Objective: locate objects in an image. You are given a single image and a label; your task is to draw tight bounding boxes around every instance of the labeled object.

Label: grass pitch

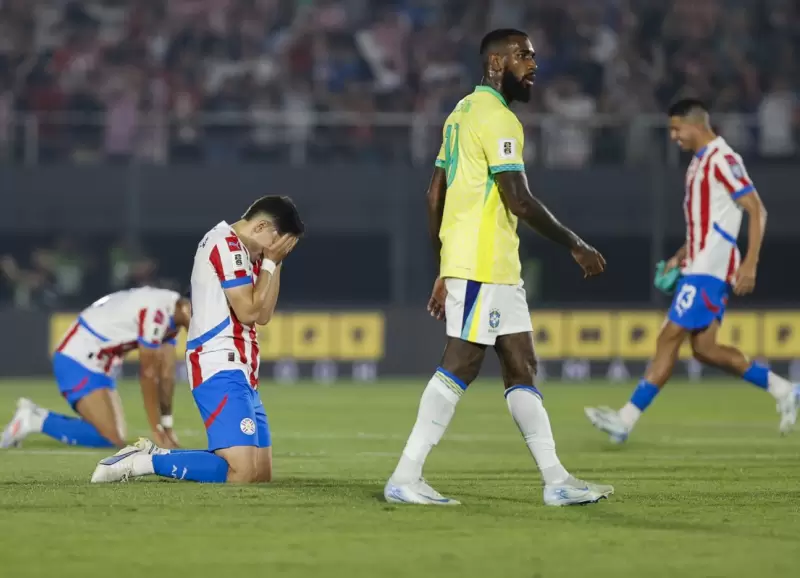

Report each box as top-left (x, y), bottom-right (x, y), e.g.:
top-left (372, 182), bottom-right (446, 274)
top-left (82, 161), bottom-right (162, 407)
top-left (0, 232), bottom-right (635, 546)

top-left (0, 378), bottom-right (798, 578)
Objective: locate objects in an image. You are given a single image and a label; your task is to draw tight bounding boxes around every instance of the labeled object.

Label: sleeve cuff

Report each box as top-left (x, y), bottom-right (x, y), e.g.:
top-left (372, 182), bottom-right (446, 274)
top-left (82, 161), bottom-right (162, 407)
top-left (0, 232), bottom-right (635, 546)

top-left (137, 337), bottom-right (161, 349)
top-left (435, 159), bottom-right (446, 168)
top-left (489, 163), bottom-right (525, 174)
top-left (731, 184), bottom-right (754, 200)
top-left (221, 276), bottom-right (252, 289)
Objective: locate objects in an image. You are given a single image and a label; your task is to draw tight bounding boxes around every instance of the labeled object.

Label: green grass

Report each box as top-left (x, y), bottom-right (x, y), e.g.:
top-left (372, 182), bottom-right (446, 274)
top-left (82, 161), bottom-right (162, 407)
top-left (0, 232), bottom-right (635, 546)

top-left (0, 378), bottom-right (799, 578)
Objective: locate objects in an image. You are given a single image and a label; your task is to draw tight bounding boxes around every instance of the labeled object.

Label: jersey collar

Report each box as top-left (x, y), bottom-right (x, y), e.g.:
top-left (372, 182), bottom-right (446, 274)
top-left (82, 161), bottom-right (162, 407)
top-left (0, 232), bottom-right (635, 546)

top-left (695, 136), bottom-right (721, 159)
top-left (474, 85), bottom-right (508, 108)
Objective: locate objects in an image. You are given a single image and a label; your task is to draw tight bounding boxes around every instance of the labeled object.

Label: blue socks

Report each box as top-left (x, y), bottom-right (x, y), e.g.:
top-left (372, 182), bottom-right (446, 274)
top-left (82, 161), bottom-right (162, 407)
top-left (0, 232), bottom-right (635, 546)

top-left (152, 451), bottom-right (229, 483)
top-left (41, 413), bottom-right (115, 448)
top-left (742, 361), bottom-right (769, 390)
top-left (629, 380), bottom-right (661, 412)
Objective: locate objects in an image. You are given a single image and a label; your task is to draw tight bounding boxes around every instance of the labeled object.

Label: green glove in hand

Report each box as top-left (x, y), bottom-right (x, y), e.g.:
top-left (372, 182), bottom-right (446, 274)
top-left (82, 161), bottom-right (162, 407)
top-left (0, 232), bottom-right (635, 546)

top-left (654, 261), bottom-right (681, 294)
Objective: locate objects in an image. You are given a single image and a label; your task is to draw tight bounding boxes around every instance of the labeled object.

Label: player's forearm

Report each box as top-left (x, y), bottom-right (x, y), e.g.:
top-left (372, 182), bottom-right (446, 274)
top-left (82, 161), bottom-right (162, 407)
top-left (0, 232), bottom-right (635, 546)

top-left (257, 264), bottom-right (281, 325)
top-left (674, 244), bottom-right (687, 262)
top-left (235, 265), bottom-right (276, 324)
top-left (516, 197), bottom-right (581, 249)
top-left (743, 204), bottom-right (767, 265)
top-left (158, 354), bottom-right (176, 416)
top-left (140, 367), bottom-right (162, 433)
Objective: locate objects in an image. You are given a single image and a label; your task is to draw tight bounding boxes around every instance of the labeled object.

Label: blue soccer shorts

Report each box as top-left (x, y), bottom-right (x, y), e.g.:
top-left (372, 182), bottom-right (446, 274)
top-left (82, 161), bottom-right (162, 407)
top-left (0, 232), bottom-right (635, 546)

top-left (192, 369), bottom-right (271, 451)
top-left (53, 352), bottom-right (116, 411)
top-left (667, 274), bottom-right (730, 331)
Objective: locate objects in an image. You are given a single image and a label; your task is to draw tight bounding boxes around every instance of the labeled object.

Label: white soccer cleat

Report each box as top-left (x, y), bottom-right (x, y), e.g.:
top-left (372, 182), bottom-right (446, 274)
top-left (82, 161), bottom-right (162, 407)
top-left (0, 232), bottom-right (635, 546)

top-left (133, 437), bottom-right (168, 455)
top-left (777, 385), bottom-right (800, 436)
top-left (384, 477), bottom-right (461, 506)
top-left (0, 398), bottom-right (43, 449)
top-left (543, 476), bottom-right (615, 506)
top-left (90, 446), bottom-right (145, 483)
top-left (585, 406), bottom-right (630, 444)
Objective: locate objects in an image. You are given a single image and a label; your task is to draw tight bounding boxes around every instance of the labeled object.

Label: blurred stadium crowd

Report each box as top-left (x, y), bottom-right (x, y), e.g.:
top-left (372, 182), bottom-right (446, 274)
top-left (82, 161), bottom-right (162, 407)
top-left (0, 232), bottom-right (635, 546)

top-left (0, 0), bottom-right (797, 166)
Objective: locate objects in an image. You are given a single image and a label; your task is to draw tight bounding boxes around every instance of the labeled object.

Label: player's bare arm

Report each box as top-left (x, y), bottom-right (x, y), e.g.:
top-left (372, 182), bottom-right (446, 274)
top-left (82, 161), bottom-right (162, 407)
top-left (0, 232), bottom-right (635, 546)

top-left (256, 263), bottom-right (282, 325)
top-left (139, 346), bottom-right (169, 447)
top-left (734, 190), bottom-right (767, 296)
top-left (225, 234), bottom-right (297, 325)
top-left (426, 167), bottom-right (448, 321)
top-left (158, 342), bottom-right (180, 448)
top-left (494, 171), bottom-right (606, 277)
top-left (665, 244), bottom-right (687, 271)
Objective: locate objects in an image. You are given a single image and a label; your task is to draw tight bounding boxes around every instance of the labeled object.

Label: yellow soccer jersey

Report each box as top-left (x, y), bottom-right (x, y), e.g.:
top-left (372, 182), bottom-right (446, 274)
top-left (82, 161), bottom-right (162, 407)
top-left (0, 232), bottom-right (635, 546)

top-left (435, 85), bottom-right (525, 285)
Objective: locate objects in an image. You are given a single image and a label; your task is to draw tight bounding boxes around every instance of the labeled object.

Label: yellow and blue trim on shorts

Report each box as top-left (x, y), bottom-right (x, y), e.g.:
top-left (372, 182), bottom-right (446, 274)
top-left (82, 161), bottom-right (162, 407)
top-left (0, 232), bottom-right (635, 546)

top-left (460, 280), bottom-right (484, 342)
top-left (435, 367), bottom-right (468, 396)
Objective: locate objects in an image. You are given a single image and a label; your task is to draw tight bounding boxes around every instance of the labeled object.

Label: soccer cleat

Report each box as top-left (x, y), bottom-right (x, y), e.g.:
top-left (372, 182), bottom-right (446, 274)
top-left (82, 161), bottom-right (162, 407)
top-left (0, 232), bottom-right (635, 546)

top-left (383, 477), bottom-right (461, 506)
top-left (777, 385), bottom-right (800, 436)
top-left (0, 398), bottom-right (44, 449)
top-left (133, 437), bottom-right (168, 455)
top-left (584, 406), bottom-right (630, 444)
top-left (90, 446), bottom-right (145, 483)
top-left (543, 476), bottom-right (614, 506)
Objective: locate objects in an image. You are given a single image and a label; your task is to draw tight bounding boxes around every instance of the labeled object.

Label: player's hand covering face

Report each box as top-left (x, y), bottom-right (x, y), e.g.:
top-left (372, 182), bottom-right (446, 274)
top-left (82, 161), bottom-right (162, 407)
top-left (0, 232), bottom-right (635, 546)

top-left (571, 242), bottom-right (606, 278)
top-left (264, 234), bottom-right (298, 263)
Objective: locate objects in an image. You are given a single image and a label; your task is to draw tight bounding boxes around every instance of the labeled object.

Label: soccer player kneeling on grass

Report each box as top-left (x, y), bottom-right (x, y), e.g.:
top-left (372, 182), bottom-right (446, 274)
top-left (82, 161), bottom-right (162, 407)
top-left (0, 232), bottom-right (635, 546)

top-left (1, 288), bottom-right (190, 451)
top-left (91, 196), bottom-right (303, 484)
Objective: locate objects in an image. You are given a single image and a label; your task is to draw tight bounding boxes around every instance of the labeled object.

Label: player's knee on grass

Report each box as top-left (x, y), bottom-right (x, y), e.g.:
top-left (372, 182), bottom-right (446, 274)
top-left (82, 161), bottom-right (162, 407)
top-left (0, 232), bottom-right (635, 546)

top-left (216, 445), bottom-right (259, 483)
top-left (495, 333), bottom-right (537, 388)
top-left (440, 338), bottom-right (486, 386)
top-left (75, 389), bottom-right (126, 448)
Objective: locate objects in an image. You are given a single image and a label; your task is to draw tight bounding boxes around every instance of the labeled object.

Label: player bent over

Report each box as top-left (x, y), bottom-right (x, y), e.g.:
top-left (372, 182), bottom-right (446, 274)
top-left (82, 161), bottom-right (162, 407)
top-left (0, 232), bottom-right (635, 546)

top-left (91, 196), bottom-right (303, 484)
top-left (384, 29), bottom-right (614, 507)
top-left (0, 287), bottom-right (191, 450)
top-left (585, 98), bottom-right (800, 443)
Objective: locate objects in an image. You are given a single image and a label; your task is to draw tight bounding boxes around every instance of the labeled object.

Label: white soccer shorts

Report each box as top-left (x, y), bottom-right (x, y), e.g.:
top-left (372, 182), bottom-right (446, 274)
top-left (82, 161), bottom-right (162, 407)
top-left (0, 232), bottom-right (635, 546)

top-left (444, 278), bottom-right (532, 345)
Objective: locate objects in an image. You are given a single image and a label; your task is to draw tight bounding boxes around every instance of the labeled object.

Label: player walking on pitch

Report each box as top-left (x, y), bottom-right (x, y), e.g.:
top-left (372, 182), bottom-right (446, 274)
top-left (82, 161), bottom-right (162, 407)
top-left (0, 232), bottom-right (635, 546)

top-left (384, 29), bottom-right (614, 506)
top-left (91, 196), bottom-right (303, 484)
top-left (585, 98), bottom-right (800, 443)
top-left (1, 287), bottom-right (191, 450)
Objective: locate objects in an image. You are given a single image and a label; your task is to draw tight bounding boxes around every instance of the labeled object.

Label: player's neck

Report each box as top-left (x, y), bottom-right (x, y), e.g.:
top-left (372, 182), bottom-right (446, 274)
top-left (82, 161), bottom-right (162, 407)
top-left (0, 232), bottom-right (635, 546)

top-left (230, 220), bottom-right (261, 256)
top-left (480, 78), bottom-right (510, 104)
top-left (693, 131), bottom-right (718, 155)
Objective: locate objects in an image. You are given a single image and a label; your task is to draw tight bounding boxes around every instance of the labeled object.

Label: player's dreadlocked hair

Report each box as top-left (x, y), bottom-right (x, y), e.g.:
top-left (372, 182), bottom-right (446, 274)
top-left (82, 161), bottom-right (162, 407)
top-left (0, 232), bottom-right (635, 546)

top-left (479, 28), bottom-right (528, 59)
top-left (667, 97), bottom-right (709, 118)
top-left (243, 195), bottom-right (305, 236)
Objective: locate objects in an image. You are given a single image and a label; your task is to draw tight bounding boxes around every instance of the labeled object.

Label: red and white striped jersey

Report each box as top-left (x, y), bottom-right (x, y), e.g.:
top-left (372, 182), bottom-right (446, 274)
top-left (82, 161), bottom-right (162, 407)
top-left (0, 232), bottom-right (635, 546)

top-left (56, 287), bottom-right (180, 375)
top-left (682, 137), bottom-right (755, 282)
top-left (186, 221), bottom-right (262, 390)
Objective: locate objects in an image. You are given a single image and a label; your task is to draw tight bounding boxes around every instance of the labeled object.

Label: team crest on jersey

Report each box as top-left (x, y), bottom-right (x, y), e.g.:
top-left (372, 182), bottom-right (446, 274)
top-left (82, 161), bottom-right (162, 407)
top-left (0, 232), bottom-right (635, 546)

top-left (489, 309), bottom-right (501, 330)
top-left (240, 418), bottom-right (256, 435)
top-left (725, 155), bottom-right (744, 179)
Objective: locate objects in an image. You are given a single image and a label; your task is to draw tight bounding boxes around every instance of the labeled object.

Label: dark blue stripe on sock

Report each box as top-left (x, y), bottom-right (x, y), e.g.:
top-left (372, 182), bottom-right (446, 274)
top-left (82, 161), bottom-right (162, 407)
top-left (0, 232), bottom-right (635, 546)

top-left (504, 384), bottom-right (543, 400)
top-left (436, 367), bottom-right (468, 390)
top-left (461, 280), bottom-right (482, 331)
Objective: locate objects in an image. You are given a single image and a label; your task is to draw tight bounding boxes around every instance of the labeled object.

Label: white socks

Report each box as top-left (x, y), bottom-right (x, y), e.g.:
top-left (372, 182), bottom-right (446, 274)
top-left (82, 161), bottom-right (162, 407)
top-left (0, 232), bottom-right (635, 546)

top-left (505, 386), bottom-right (569, 486)
top-left (29, 407), bottom-right (48, 432)
top-left (767, 372), bottom-right (793, 401)
top-left (391, 370), bottom-right (463, 484)
top-left (132, 454), bottom-right (155, 477)
top-left (618, 402), bottom-right (642, 429)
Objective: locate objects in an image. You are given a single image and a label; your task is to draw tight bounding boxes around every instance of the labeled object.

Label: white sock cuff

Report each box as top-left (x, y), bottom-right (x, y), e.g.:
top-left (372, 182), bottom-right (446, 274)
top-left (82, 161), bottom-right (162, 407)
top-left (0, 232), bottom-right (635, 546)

top-left (432, 368), bottom-right (466, 402)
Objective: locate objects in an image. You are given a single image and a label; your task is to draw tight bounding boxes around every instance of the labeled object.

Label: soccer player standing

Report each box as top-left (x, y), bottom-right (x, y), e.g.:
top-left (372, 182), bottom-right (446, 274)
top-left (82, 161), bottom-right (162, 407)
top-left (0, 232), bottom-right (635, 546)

top-left (585, 98), bottom-right (800, 443)
top-left (0, 287), bottom-right (191, 449)
top-left (384, 29), bottom-right (614, 506)
top-left (91, 196), bottom-right (303, 484)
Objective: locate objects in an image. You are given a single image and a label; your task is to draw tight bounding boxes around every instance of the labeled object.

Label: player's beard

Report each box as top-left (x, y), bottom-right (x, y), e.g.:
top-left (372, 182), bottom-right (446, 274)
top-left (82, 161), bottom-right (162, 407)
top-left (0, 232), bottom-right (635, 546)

top-left (502, 70), bottom-right (531, 103)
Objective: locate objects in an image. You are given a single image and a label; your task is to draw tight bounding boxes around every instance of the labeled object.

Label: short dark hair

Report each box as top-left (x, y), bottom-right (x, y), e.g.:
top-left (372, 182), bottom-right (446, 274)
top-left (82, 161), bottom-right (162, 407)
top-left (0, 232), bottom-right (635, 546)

top-left (243, 195), bottom-right (305, 236)
top-left (667, 97), bottom-right (708, 118)
top-left (479, 28), bottom-right (529, 57)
